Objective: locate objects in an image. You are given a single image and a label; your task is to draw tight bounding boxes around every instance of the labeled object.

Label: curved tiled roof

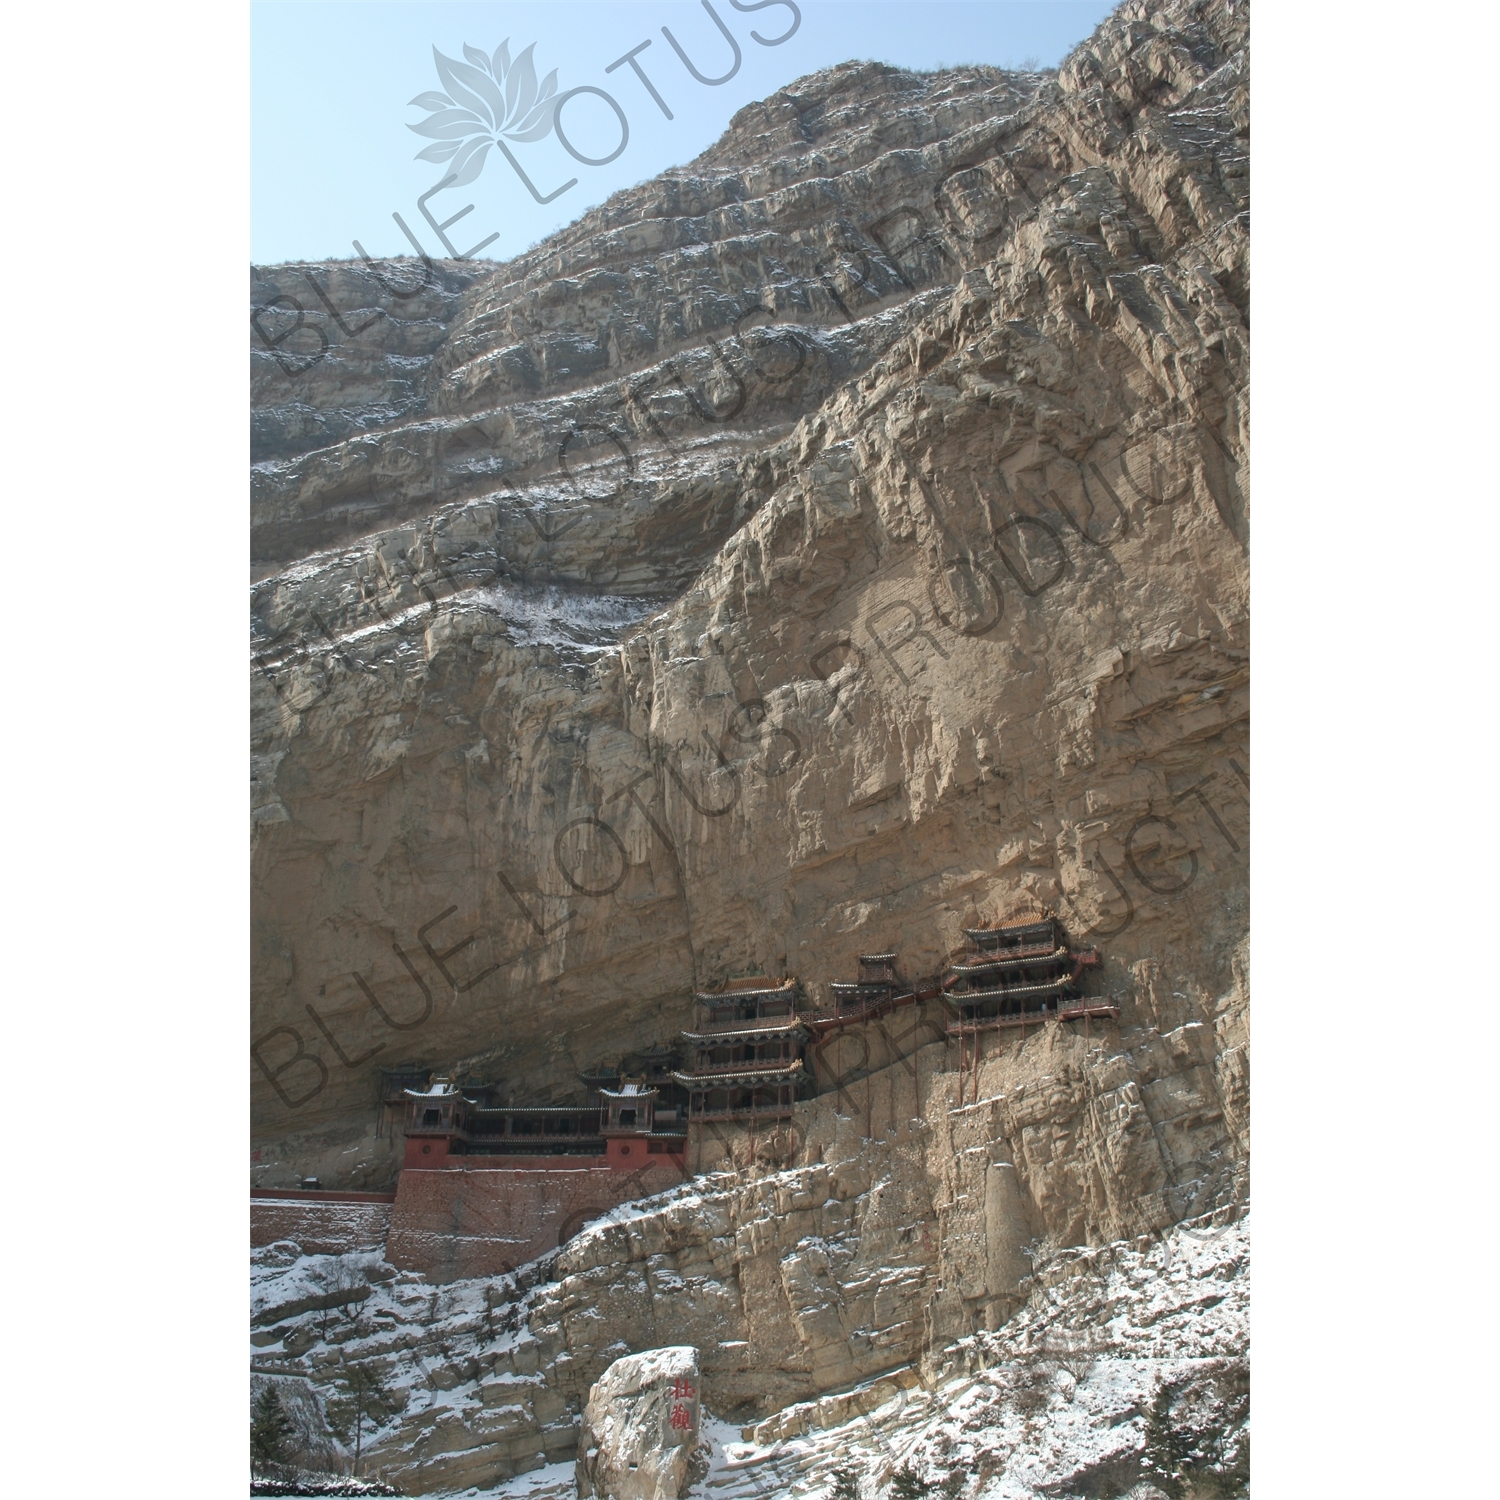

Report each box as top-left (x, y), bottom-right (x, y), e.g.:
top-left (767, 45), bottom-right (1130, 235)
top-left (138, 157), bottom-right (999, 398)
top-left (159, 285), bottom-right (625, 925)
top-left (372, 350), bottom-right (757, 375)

top-left (694, 978), bottom-right (799, 1002)
top-left (673, 1061), bottom-right (806, 1086)
top-left (680, 1017), bottom-right (809, 1041)
top-left (950, 946), bottom-right (1068, 974)
top-left (965, 915), bottom-right (1054, 940)
top-left (940, 975), bottom-right (1076, 1004)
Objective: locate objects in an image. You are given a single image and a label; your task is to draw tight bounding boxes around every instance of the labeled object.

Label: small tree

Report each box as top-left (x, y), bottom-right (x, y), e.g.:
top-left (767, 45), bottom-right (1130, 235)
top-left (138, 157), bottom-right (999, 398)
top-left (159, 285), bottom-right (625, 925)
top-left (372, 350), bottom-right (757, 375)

top-left (313, 1255), bottom-right (364, 1338)
top-left (831, 1463), bottom-right (862, 1500)
top-left (1049, 1330), bottom-right (1096, 1394)
top-left (326, 1361), bottom-right (406, 1475)
top-left (890, 1461), bottom-right (931, 1500)
top-left (251, 1383), bottom-right (294, 1474)
top-left (1140, 1381), bottom-right (1249, 1499)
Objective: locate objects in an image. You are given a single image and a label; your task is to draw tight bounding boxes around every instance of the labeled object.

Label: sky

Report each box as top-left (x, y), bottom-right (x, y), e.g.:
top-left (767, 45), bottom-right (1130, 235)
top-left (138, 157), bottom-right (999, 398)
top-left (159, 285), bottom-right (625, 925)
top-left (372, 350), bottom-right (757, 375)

top-left (252, 0), bottom-right (1115, 266)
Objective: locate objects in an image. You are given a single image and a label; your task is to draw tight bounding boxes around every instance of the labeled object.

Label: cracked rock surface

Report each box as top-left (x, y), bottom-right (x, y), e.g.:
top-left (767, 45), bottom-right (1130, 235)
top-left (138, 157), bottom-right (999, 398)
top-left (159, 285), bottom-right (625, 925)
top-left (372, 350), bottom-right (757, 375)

top-left (250, 1160), bottom-right (1245, 1497)
top-left (250, 3), bottom-right (1249, 1488)
top-left (251, 0), bottom-right (1249, 1194)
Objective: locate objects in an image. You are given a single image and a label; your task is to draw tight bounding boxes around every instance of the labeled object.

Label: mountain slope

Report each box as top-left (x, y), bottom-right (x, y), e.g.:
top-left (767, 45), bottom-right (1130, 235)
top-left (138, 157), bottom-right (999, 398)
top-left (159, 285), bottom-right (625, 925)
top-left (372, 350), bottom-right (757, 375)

top-left (249, 0), bottom-right (1250, 1241)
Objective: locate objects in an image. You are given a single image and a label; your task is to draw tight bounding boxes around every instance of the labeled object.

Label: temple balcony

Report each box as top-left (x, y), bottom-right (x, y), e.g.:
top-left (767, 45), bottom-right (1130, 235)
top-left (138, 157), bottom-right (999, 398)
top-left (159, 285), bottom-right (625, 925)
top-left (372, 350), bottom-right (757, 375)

top-left (457, 1137), bottom-right (607, 1156)
top-left (941, 975), bottom-right (1079, 1006)
top-left (687, 1103), bottom-right (796, 1121)
top-left (963, 918), bottom-right (1059, 951)
top-left (946, 998), bottom-right (1120, 1036)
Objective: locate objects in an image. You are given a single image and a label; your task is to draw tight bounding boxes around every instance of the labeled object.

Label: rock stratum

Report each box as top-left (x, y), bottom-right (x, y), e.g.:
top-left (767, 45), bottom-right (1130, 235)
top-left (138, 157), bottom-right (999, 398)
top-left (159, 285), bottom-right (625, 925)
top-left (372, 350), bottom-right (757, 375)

top-left (251, 0), bottom-right (1248, 1486)
top-left (251, 1165), bottom-right (1248, 1495)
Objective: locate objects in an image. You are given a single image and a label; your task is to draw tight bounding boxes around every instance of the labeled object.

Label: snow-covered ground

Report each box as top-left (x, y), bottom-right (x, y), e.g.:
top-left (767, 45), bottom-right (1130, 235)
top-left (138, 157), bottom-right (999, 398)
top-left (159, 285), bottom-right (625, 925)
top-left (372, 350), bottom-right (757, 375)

top-left (256, 1209), bottom-right (1245, 1498)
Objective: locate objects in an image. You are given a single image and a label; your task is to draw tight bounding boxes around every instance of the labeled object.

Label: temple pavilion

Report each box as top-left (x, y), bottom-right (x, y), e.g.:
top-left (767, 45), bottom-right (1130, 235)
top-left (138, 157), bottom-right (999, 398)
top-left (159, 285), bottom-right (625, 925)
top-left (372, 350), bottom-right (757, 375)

top-left (400, 1077), bottom-right (607, 1159)
top-left (390, 913), bottom-right (1122, 1154)
top-left (938, 914), bottom-right (1115, 1036)
top-left (811, 951), bottom-right (915, 1031)
top-left (597, 1078), bottom-right (688, 1147)
top-left (673, 976), bottom-right (811, 1121)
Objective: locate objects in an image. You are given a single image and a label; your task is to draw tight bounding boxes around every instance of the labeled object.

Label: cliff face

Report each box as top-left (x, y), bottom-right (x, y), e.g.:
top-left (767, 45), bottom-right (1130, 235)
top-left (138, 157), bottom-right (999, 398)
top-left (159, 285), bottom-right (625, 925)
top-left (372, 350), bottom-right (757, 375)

top-left (250, 0), bottom-right (1249, 1254)
top-left (250, 1060), bottom-right (1248, 1493)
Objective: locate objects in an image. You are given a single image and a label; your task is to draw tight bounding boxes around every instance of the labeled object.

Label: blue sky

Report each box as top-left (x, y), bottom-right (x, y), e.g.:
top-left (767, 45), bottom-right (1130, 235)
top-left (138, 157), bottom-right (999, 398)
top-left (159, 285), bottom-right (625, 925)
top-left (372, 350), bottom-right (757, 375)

top-left (252, 0), bottom-right (1114, 265)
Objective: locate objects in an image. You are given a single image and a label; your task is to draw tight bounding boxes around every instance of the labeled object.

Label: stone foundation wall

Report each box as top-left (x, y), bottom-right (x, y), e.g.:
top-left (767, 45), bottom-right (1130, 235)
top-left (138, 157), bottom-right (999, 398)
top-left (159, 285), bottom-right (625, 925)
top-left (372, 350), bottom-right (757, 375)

top-left (387, 1159), bottom-right (686, 1282)
top-left (251, 1190), bottom-right (395, 1254)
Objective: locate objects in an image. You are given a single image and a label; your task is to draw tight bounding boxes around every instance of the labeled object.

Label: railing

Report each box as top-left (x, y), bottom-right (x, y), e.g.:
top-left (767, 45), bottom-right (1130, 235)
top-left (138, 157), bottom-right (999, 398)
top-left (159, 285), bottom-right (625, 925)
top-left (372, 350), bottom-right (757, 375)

top-left (465, 1124), bottom-right (600, 1136)
top-left (688, 1104), bottom-right (795, 1122)
top-left (951, 942), bottom-right (1064, 969)
top-left (807, 979), bottom-right (948, 1030)
top-left (459, 1139), bottom-right (607, 1156)
top-left (946, 999), bottom-right (1119, 1036)
top-left (808, 988), bottom-right (916, 1026)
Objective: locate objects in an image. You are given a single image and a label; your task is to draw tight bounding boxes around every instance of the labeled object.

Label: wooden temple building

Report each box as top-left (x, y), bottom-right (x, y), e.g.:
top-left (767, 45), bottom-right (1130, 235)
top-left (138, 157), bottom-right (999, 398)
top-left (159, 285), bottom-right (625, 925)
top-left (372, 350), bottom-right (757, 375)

top-left (819, 952), bottom-right (903, 1025)
top-left (597, 1079), bottom-right (689, 1159)
top-left (673, 977), bottom-right (812, 1121)
top-left (579, 1043), bottom-right (682, 1098)
top-left (808, 951), bottom-right (943, 1033)
top-left (938, 914), bottom-right (1116, 1037)
top-left (395, 1073), bottom-right (686, 1170)
top-left (387, 911), bottom-right (1117, 1164)
top-left (259, 912), bottom-right (1129, 1283)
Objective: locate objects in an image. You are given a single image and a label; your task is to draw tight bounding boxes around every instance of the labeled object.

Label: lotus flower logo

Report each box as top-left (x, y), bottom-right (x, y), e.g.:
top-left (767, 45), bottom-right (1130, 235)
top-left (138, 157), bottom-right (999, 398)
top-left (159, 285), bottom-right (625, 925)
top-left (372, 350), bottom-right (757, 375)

top-left (408, 41), bottom-right (560, 188)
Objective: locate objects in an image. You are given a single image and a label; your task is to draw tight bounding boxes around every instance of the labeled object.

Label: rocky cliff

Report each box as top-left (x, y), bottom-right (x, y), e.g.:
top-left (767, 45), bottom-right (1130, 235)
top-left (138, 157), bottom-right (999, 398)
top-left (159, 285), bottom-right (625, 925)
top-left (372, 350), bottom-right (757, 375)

top-left (251, 0), bottom-right (1248, 1200)
top-left (250, 1049), bottom-right (1249, 1494)
top-left (251, 0), bottom-right (1250, 1487)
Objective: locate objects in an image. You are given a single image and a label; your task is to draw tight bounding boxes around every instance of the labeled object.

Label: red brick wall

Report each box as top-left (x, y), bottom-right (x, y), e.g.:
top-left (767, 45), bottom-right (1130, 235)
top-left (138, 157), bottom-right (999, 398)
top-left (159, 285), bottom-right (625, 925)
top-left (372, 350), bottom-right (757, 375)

top-left (606, 1137), bottom-right (682, 1167)
top-left (403, 1138), bottom-right (685, 1170)
top-left (386, 1158), bottom-right (685, 1282)
top-left (250, 1154), bottom-right (686, 1277)
top-left (404, 1135), bottom-right (454, 1168)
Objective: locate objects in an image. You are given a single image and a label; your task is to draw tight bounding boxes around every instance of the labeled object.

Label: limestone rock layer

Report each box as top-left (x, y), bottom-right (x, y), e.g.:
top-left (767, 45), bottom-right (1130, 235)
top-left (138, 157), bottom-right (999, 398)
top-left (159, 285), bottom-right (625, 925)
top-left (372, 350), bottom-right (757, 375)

top-left (250, 0), bottom-right (1251, 1277)
top-left (247, 1108), bottom-right (1248, 1496)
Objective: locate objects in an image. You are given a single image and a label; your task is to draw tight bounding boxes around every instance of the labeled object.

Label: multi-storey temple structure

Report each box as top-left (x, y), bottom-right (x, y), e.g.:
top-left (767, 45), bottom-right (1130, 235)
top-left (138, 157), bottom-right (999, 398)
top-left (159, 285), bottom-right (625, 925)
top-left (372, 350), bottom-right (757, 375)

top-left (938, 914), bottom-right (1116, 1036)
top-left (395, 1075), bottom-right (686, 1169)
top-left (387, 916), bottom-right (1118, 1163)
top-left (384, 916), bottom-right (1117, 1165)
top-left (817, 952), bottom-right (906, 1027)
top-left (596, 1080), bottom-right (689, 1163)
top-left (259, 911), bottom-right (1120, 1278)
top-left (673, 977), bottom-right (812, 1122)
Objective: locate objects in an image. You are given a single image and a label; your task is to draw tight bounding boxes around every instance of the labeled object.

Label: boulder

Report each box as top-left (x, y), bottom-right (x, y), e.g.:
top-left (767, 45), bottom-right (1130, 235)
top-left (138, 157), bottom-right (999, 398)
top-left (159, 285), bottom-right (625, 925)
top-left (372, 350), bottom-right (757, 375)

top-left (576, 1346), bottom-right (702, 1500)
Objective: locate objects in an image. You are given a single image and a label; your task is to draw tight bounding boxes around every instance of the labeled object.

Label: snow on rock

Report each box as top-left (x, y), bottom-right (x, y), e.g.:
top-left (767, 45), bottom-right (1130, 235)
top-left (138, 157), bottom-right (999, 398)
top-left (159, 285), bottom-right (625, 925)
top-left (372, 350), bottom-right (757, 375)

top-left (576, 1346), bottom-right (705, 1500)
top-left (705, 1211), bottom-right (1249, 1500)
top-left (249, 1208), bottom-right (1244, 1499)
